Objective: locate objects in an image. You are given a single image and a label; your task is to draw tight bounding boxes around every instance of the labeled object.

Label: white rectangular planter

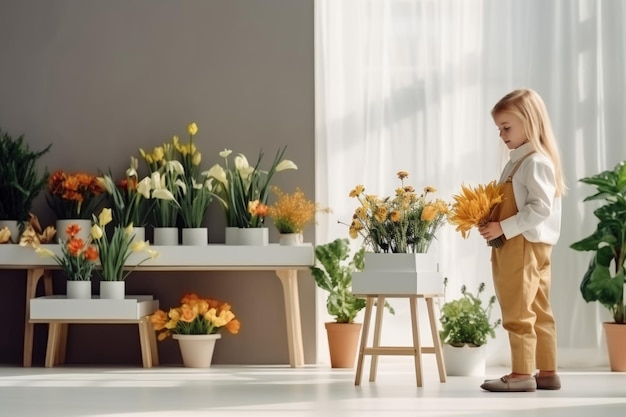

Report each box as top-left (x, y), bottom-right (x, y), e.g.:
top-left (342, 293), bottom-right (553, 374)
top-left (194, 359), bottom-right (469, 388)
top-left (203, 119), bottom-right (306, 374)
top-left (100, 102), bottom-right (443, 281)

top-left (352, 253), bottom-right (443, 295)
top-left (30, 295), bottom-right (158, 320)
top-left (363, 252), bottom-right (439, 272)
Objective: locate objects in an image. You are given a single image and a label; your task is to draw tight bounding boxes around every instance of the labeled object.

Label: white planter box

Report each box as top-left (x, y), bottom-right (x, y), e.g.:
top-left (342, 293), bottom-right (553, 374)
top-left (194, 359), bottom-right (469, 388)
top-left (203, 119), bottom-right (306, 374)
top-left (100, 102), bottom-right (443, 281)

top-left (363, 252), bottom-right (439, 272)
top-left (30, 295), bottom-right (158, 320)
top-left (352, 253), bottom-right (443, 295)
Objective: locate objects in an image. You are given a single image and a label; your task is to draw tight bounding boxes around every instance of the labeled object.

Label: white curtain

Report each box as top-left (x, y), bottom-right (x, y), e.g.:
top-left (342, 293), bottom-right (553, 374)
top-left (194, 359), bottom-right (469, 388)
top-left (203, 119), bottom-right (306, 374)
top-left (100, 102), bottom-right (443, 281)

top-left (315, 0), bottom-right (626, 368)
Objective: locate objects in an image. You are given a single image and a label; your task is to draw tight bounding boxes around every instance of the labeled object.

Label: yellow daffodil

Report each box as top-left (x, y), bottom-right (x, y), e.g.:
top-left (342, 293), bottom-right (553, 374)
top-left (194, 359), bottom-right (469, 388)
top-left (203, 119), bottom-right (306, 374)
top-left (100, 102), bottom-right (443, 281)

top-left (187, 122), bottom-right (198, 136)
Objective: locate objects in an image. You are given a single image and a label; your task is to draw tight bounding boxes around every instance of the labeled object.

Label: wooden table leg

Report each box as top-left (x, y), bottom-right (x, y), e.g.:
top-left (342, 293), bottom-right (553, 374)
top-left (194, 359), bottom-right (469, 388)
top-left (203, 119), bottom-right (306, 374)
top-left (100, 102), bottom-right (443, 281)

top-left (146, 318), bottom-right (159, 366)
top-left (24, 268), bottom-right (53, 367)
top-left (138, 317), bottom-right (153, 368)
top-left (45, 322), bottom-right (61, 368)
top-left (369, 296), bottom-right (385, 382)
top-left (426, 296), bottom-right (446, 382)
top-left (410, 296), bottom-right (423, 387)
top-left (275, 269), bottom-right (304, 367)
top-left (354, 296), bottom-right (374, 386)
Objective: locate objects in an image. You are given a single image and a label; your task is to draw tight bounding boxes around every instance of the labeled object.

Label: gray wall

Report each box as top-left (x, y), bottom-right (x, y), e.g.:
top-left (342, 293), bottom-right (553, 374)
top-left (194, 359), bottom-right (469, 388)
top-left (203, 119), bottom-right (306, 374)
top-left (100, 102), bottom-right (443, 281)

top-left (0, 0), bottom-right (316, 366)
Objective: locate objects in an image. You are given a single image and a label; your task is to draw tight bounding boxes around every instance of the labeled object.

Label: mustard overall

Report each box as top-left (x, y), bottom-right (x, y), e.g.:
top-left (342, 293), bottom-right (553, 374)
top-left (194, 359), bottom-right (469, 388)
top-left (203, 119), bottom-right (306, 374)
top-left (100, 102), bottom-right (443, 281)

top-left (490, 153), bottom-right (557, 374)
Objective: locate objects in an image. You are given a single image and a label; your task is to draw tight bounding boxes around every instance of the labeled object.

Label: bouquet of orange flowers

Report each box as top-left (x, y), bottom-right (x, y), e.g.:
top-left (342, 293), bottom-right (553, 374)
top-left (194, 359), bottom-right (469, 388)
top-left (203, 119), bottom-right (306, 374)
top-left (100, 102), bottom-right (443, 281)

top-left (47, 170), bottom-right (105, 219)
top-left (268, 186), bottom-right (319, 234)
top-left (30, 222), bottom-right (99, 281)
top-left (150, 292), bottom-right (241, 341)
top-left (448, 180), bottom-right (505, 247)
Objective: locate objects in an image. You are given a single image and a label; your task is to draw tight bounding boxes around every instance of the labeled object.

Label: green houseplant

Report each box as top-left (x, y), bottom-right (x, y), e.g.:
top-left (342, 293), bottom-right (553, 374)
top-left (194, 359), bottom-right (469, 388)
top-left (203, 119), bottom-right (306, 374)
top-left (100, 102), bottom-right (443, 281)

top-left (0, 128), bottom-right (51, 241)
top-left (310, 238), bottom-right (393, 368)
top-left (439, 278), bottom-right (501, 376)
top-left (570, 161), bottom-right (626, 371)
top-left (439, 278), bottom-right (501, 347)
top-left (310, 238), bottom-right (366, 368)
top-left (570, 161), bottom-right (626, 323)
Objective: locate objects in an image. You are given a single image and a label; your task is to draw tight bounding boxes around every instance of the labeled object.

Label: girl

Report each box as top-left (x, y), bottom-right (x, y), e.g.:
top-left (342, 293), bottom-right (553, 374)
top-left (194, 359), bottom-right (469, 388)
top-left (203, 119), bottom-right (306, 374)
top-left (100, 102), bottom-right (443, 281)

top-left (478, 89), bottom-right (566, 392)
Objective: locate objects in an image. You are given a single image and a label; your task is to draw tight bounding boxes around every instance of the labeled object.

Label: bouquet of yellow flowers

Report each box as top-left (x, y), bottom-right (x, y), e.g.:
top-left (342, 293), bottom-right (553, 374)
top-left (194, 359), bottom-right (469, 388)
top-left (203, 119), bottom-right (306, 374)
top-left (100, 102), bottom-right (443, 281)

top-left (348, 171), bottom-right (449, 253)
top-left (149, 292), bottom-right (241, 341)
top-left (448, 180), bottom-right (505, 247)
top-left (47, 170), bottom-right (105, 219)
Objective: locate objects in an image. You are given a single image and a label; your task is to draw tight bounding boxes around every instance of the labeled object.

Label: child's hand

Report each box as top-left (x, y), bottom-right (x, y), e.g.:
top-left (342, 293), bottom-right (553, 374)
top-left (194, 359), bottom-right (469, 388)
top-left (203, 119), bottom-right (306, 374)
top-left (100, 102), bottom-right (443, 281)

top-left (478, 222), bottom-right (504, 241)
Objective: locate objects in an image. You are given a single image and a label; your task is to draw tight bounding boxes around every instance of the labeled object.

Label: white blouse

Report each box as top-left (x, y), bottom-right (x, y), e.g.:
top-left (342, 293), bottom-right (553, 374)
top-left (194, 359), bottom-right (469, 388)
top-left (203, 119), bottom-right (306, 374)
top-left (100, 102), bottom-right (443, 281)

top-left (498, 142), bottom-right (562, 245)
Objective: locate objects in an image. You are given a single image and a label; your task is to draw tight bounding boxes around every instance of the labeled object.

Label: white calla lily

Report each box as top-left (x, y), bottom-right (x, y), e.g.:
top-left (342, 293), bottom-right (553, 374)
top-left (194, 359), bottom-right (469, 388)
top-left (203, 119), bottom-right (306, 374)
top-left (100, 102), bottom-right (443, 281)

top-left (276, 159), bottom-right (298, 172)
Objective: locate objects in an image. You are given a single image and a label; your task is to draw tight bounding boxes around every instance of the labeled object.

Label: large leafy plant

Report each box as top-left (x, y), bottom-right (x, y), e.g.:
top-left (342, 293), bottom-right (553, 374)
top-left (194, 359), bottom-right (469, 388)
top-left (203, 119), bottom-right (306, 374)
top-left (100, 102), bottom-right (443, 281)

top-left (439, 279), bottom-right (501, 347)
top-left (570, 161), bottom-right (626, 323)
top-left (310, 238), bottom-right (366, 323)
top-left (0, 128), bottom-right (51, 222)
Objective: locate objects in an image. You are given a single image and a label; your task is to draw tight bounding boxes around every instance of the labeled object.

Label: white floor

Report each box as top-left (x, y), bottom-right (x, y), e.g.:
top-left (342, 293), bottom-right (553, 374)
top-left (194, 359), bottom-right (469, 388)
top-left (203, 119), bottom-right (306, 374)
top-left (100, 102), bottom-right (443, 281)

top-left (0, 361), bottom-right (625, 417)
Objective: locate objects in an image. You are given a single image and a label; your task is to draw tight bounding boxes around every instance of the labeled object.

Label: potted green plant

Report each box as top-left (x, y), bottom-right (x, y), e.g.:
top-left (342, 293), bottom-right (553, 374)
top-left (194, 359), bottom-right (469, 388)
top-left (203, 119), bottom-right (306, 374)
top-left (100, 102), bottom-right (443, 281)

top-left (439, 278), bottom-right (501, 376)
top-left (570, 160), bottom-right (626, 371)
top-left (309, 238), bottom-right (367, 368)
top-left (0, 128), bottom-right (51, 242)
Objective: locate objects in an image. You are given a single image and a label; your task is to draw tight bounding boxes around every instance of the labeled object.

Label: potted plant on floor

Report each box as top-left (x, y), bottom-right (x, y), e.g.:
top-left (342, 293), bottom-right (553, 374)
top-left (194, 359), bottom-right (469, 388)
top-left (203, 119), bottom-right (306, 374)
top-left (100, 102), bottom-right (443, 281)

top-left (570, 160), bottom-right (626, 371)
top-left (150, 292), bottom-right (241, 368)
top-left (439, 278), bottom-right (501, 376)
top-left (310, 238), bottom-right (394, 368)
top-left (0, 128), bottom-right (51, 242)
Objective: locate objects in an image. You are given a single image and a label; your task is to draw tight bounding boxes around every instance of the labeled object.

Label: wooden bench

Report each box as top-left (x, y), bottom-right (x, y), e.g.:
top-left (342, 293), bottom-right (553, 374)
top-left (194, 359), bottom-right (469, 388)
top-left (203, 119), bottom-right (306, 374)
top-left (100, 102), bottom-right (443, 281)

top-left (29, 295), bottom-right (159, 368)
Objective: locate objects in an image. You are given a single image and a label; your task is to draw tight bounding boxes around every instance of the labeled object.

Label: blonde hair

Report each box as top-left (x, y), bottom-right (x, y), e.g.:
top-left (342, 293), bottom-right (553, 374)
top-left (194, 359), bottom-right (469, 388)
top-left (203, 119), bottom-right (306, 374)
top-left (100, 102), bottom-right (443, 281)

top-left (491, 88), bottom-right (567, 197)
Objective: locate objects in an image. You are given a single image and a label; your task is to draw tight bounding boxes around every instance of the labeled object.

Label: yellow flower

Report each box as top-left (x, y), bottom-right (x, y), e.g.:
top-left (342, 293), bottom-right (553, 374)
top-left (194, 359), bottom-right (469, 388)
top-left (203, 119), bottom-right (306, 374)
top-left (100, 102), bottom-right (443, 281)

top-left (149, 292), bottom-right (241, 340)
top-left (349, 185), bottom-right (364, 198)
top-left (187, 122), bottom-right (198, 136)
top-left (98, 208), bottom-right (113, 227)
top-left (346, 171), bottom-right (449, 253)
top-left (449, 181), bottom-right (503, 239)
top-left (90, 224), bottom-right (103, 240)
top-left (420, 204), bottom-right (437, 222)
top-left (0, 227), bottom-right (11, 244)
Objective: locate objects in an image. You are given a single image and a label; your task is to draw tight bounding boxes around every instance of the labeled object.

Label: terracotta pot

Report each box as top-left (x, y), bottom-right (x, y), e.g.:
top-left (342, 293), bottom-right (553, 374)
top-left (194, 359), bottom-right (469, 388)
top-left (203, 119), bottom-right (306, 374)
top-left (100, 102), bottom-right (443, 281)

top-left (324, 322), bottom-right (362, 368)
top-left (604, 322), bottom-right (626, 371)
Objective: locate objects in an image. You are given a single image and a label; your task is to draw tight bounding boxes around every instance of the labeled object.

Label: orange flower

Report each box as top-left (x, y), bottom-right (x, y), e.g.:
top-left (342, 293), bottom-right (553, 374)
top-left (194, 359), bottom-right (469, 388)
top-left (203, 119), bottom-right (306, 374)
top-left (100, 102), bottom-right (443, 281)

top-left (226, 318), bottom-right (241, 334)
top-left (149, 293), bottom-right (241, 340)
top-left (66, 238), bottom-right (85, 256)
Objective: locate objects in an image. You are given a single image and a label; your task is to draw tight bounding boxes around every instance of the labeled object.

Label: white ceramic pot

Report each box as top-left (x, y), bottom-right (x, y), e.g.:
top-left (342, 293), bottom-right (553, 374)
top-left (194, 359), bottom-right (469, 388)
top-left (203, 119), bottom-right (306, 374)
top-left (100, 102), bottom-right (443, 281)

top-left (153, 227), bottom-right (179, 245)
top-left (443, 343), bottom-right (487, 376)
top-left (99, 281), bottom-right (126, 300)
top-left (224, 227), bottom-right (239, 245)
top-left (0, 220), bottom-right (21, 243)
top-left (237, 227), bottom-right (268, 246)
top-left (182, 228), bottom-right (208, 246)
top-left (278, 233), bottom-right (303, 246)
top-left (66, 280), bottom-right (92, 299)
top-left (56, 219), bottom-right (92, 243)
top-left (173, 333), bottom-right (221, 368)
top-left (132, 226), bottom-right (146, 243)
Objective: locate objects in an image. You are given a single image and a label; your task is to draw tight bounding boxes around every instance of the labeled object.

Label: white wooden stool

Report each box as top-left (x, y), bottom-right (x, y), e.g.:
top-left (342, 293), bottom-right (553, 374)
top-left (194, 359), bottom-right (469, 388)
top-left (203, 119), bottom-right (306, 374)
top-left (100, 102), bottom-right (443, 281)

top-left (354, 293), bottom-right (447, 387)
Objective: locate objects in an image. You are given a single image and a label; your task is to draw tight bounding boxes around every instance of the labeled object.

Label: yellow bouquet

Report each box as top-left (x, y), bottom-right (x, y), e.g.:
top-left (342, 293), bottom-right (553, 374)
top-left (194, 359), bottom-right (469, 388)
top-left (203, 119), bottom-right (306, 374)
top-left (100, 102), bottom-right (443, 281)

top-left (448, 180), bottom-right (504, 247)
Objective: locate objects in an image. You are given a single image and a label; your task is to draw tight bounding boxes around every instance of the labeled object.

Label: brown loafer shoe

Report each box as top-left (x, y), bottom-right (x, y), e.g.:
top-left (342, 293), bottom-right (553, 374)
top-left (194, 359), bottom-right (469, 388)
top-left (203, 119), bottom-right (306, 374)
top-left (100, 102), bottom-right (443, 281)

top-left (480, 375), bottom-right (537, 392)
top-left (533, 373), bottom-right (561, 390)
